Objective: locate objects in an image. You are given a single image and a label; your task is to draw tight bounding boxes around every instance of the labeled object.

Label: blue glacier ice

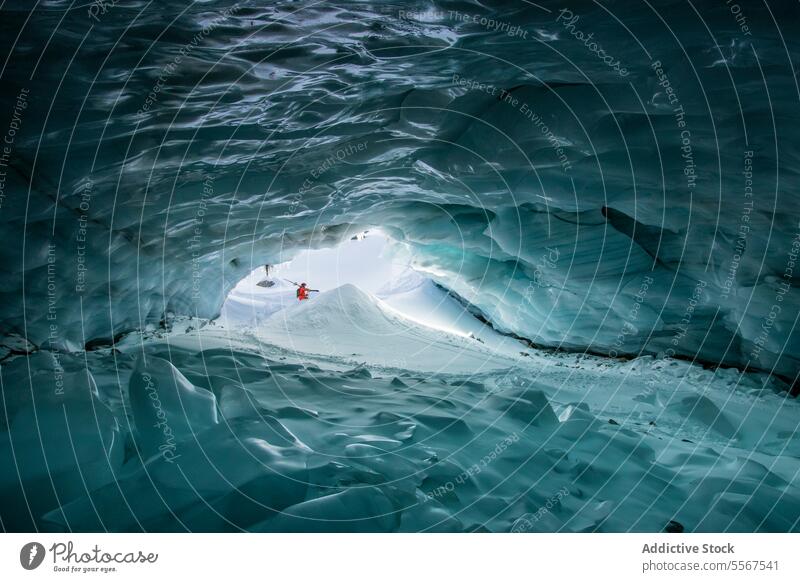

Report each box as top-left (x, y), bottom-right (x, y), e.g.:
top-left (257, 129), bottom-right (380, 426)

top-left (1, 0), bottom-right (799, 532)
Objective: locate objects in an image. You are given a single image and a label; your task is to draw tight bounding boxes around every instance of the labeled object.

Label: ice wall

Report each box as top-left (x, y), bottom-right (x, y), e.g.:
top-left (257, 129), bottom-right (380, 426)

top-left (1, 0), bottom-right (799, 380)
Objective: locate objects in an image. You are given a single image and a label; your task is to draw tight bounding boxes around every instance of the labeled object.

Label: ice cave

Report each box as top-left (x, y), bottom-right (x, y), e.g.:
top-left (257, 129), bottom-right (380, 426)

top-left (1, 0), bottom-right (799, 533)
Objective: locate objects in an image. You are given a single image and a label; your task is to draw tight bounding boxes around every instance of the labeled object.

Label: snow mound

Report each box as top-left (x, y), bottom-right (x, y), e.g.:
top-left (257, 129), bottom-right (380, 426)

top-left (256, 284), bottom-right (518, 373)
top-left (375, 268), bottom-right (426, 297)
top-left (265, 283), bottom-right (401, 336)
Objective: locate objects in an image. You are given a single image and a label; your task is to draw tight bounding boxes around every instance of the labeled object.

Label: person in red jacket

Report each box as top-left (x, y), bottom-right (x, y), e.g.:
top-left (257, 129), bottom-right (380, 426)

top-left (296, 282), bottom-right (318, 301)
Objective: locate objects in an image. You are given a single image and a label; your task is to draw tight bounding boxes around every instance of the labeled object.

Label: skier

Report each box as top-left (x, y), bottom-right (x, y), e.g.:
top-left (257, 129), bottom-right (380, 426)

top-left (295, 282), bottom-right (319, 301)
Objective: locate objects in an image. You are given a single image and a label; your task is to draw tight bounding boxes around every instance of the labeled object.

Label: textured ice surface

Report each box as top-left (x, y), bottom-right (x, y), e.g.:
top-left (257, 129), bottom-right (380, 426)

top-left (0, 352), bottom-right (124, 526)
top-left (129, 355), bottom-right (218, 460)
top-left (1, 0), bottom-right (800, 532)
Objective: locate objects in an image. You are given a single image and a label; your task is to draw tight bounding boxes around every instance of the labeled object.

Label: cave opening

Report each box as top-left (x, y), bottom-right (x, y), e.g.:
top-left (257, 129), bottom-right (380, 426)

top-left (216, 229), bottom-right (524, 366)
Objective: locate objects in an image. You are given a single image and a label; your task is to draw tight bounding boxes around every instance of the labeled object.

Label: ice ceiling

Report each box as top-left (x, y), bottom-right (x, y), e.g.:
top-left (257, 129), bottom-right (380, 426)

top-left (1, 0), bottom-right (799, 385)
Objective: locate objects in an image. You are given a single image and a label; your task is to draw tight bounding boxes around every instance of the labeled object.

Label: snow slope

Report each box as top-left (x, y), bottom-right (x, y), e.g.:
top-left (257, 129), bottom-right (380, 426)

top-left (255, 284), bottom-right (524, 373)
top-left (378, 275), bottom-right (524, 355)
top-left (219, 277), bottom-right (297, 325)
